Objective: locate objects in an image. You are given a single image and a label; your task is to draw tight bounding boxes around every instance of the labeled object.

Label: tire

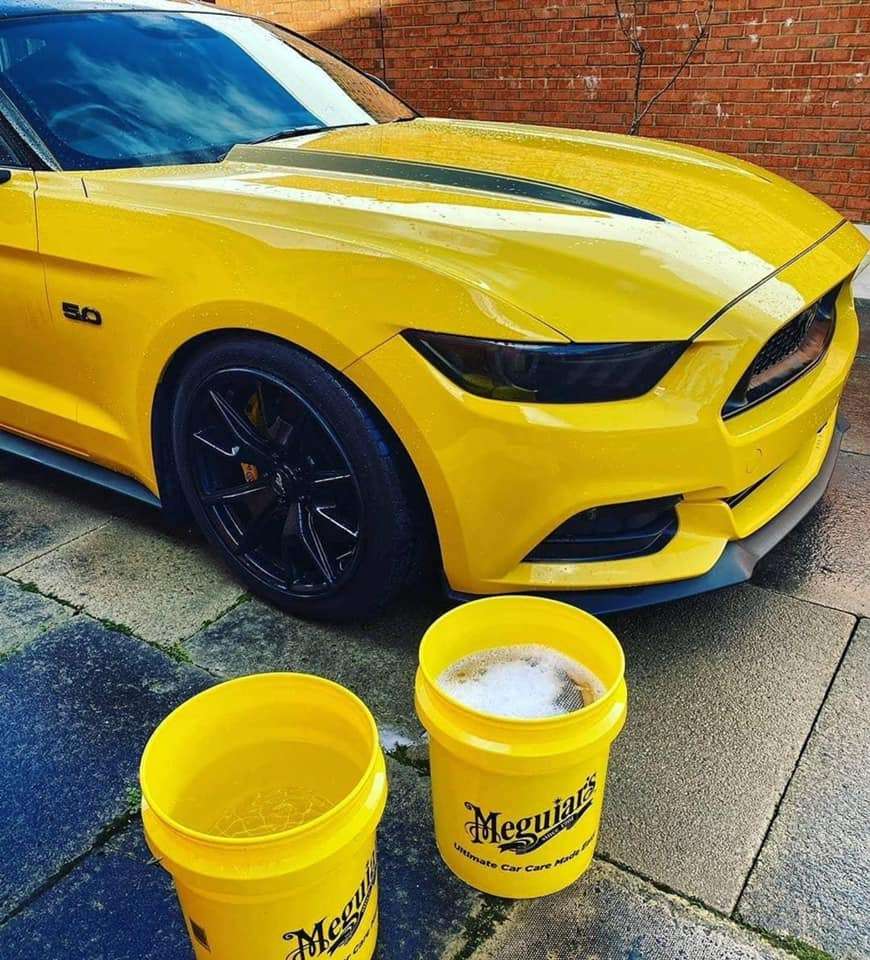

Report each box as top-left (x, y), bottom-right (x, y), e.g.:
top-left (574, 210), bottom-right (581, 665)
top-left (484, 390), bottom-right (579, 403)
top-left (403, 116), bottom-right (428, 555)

top-left (170, 335), bottom-right (418, 620)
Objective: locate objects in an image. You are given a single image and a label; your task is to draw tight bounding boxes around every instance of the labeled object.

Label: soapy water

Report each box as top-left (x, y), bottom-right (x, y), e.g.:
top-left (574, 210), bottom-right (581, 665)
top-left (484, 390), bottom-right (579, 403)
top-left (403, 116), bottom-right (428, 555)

top-left (437, 644), bottom-right (606, 718)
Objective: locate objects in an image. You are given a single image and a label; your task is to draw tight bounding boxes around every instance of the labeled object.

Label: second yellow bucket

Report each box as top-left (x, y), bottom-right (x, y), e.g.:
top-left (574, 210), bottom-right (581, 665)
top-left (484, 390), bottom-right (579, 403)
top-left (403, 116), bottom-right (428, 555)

top-left (140, 673), bottom-right (387, 960)
top-left (415, 596), bottom-right (627, 898)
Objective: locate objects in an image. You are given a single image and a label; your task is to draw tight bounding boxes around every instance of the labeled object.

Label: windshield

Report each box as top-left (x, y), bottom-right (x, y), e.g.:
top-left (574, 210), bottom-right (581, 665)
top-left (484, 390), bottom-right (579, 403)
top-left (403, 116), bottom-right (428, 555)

top-left (0, 11), bottom-right (415, 170)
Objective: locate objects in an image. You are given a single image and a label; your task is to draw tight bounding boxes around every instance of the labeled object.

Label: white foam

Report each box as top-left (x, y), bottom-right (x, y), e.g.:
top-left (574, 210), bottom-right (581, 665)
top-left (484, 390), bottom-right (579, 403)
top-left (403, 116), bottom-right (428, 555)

top-left (437, 644), bottom-right (606, 719)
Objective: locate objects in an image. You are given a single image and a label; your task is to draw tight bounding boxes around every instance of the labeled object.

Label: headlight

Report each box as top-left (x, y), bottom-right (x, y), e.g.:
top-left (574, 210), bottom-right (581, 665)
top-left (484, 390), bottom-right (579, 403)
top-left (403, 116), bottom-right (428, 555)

top-left (403, 331), bottom-right (688, 403)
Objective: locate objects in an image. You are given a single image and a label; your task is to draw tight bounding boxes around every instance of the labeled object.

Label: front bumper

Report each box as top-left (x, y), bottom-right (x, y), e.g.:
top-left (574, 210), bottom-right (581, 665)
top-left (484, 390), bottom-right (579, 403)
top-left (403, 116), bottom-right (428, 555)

top-left (346, 224), bottom-right (862, 603)
top-left (447, 416), bottom-right (845, 613)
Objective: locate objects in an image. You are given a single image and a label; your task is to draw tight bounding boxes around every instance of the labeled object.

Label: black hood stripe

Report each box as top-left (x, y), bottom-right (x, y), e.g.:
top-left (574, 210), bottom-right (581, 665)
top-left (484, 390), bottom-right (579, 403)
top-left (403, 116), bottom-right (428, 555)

top-left (229, 145), bottom-right (664, 222)
top-left (690, 218), bottom-right (847, 340)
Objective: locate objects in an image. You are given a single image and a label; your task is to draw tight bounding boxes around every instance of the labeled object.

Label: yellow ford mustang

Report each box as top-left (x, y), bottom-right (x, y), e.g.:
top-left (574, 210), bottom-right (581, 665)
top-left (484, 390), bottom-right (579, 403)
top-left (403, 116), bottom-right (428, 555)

top-left (1, 0), bottom-right (867, 619)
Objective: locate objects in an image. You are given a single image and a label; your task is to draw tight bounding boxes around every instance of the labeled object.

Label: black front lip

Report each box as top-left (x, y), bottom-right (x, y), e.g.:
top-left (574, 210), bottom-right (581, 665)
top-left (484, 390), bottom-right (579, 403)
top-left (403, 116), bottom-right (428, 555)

top-left (447, 417), bottom-right (846, 615)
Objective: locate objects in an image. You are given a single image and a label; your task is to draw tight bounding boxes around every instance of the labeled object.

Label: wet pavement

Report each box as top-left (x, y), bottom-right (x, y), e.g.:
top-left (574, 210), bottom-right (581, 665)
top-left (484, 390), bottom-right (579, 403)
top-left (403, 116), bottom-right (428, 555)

top-left (0, 305), bottom-right (867, 960)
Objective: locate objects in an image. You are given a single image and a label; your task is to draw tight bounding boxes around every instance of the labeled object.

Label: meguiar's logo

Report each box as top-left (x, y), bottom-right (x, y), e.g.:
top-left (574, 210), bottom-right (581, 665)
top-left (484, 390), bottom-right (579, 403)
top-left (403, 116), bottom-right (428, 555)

top-left (283, 853), bottom-right (377, 959)
top-left (464, 774), bottom-right (597, 855)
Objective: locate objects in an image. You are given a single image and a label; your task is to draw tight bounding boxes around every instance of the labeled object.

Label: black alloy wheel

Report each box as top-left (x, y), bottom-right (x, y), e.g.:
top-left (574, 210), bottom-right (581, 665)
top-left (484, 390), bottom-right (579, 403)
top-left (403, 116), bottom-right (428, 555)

top-left (171, 338), bottom-right (420, 619)
top-left (189, 367), bottom-right (363, 597)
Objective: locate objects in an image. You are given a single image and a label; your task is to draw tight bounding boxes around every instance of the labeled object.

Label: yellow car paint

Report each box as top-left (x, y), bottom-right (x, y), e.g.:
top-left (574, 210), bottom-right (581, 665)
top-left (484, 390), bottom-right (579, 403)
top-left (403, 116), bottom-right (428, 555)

top-left (3, 117), bottom-right (867, 599)
top-left (0, 168), bottom-right (78, 444)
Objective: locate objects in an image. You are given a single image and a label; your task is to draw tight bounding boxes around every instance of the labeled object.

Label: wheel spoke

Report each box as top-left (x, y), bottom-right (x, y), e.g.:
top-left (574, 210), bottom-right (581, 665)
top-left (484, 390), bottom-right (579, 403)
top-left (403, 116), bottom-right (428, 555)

top-left (285, 502), bottom-right (336, 584)
top-left (313, 505), bottom-right (358, 540)
top-left (209, 389), bottom-right (273, 466)
top-left (283, 408), bottom-right (317, 459)
top-left (193, 426), bottom-right (240, 459)
top-left (232, 496), bottom-right (279, 555)
top-left (255, 382), bottom-right (275, 433)
top-left (269, 416), bottom-right (296, 450)
top-left (311, 470), bottom-right (353, 486)
top-left (202, 478), bottom-right (269, 506)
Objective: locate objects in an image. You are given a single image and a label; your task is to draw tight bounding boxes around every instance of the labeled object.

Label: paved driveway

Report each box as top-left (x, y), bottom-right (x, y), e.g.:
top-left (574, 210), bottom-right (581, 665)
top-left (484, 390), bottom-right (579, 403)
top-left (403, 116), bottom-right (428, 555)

top-left (0, 306), bottom-right (868, 960)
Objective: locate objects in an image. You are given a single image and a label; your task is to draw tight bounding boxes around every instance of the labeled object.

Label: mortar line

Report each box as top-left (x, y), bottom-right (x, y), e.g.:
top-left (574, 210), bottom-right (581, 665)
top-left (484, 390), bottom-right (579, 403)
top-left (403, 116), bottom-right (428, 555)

top-left (595, 850), bottom-right (728, 917)
top-left (2, 517), bottom-right (113, 577)
top-left (0, 577), bottom-right (223, 682)
top-left (732, 615), bottom-right (861, 917)
top-left (593, 852), bottom-right (834, 960)
top-left (378, 1), bottom-right (388, 85)
top-left (178, 592), bottom-right (250, 646)
top-left (444, 845), bottom-right (833, 960)
top-left (0, 810), bottom-right (137, 930)
top-left (749, 582), bottom-right (864, 620)
top-left (1, 575), bottom-right (82, 614)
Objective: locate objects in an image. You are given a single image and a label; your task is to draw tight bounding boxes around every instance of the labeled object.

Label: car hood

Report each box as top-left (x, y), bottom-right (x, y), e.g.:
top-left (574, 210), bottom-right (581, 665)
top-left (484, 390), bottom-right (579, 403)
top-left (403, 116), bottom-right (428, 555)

top-left (107, 119), bottom-right (851, 343)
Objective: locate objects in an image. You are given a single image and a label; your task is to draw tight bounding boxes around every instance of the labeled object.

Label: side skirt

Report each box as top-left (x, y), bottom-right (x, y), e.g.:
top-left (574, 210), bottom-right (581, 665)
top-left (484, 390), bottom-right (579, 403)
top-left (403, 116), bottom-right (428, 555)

top-left (0, 428), bottom-right (162, 509)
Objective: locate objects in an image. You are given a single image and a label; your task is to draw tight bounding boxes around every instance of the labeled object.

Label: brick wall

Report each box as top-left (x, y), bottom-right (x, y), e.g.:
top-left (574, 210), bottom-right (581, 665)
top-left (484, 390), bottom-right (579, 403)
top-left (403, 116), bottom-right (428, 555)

top-left (218, 1), bottom-right (869, 220)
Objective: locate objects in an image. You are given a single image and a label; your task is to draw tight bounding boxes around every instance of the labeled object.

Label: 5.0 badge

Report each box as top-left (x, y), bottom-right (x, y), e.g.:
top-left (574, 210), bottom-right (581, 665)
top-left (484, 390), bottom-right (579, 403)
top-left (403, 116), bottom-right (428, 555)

top-left (61, 302), bottom-right (102, 325)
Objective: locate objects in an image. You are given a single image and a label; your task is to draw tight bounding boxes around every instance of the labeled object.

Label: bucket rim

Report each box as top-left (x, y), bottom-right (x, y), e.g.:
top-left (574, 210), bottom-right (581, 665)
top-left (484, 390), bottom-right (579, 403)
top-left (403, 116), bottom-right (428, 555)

top-left (418, 595), bottom-right (626, 729)
top-left (140, 672), bottom-right (383, 848)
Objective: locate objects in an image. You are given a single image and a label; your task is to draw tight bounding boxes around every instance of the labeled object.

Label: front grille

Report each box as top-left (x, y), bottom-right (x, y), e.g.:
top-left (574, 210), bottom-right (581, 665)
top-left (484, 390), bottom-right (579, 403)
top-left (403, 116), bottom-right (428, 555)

top-left (723, 284), bottom-right (839, 419)
top-left (754, 310), bottom-right (818, 377)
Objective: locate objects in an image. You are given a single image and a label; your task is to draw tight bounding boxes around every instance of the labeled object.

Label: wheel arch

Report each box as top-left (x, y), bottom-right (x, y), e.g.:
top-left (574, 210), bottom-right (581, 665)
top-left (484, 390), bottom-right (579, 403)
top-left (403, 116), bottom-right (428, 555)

top-left (150, 328), bottom-right (441, 580)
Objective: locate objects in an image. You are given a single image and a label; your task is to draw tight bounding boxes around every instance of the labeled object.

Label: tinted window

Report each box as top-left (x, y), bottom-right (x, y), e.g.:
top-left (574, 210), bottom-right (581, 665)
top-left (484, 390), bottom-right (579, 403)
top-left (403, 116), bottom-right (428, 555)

top-left (0, 12), bottom-right (414, 170)
top-left (0, 126), bottom-right (17, 165)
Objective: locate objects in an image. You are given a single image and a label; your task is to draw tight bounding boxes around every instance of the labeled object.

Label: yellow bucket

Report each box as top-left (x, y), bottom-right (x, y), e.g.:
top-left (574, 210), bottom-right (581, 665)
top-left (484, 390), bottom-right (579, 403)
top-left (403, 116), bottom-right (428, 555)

top-left (140, 673), bottom-right (388, 960)
top-left (415, 596), bottom-right (627, 898)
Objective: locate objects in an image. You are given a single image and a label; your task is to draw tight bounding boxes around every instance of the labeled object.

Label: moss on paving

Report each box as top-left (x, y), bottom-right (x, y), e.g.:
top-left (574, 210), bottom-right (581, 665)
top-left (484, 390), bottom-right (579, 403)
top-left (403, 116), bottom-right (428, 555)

top-left (748, 926), bottom-right (836, 960)
top-left (162, 642), bottom-right (193, 664)
top-left (99, 618), bottom-right (136, 637)
top-left (386, 743), bottom-right (430, 776)
top-left (194, 592), bottom-right (251, 634)
top-left (15, 580), bottom-right (78, 611)
top-left (451, 896), bottom-right (512, 960)
top-left (124, 783), bottom-right (143, 813)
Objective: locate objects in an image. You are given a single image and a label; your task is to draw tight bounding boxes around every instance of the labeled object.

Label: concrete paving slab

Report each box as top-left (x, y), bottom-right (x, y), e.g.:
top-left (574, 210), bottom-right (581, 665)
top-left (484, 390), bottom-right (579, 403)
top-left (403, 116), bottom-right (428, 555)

top-left (841, 358), bottom-right (869, 455)
top-left (753, 451), bottom-right (870, 616)
top-left (0, 618), bottom-right (211, 917)
top-left (0, 825), bottom-right (190, 960)
top-left (737, 619), bottom-right (870, 960)
top-left (0, 576), bottom-right (71, 655)
top-left (10, 516), bottom-right (245, 645)
top-left (599, 585), bottom-right (854, 913)
top-left (0, 467), bottom-right (111, 574)
top-left (460, 859), bottom-right (794, 960)
top-left (186, 590), bottom-right (450, 746)
top-left (379, 759), bottom-right (481, 960)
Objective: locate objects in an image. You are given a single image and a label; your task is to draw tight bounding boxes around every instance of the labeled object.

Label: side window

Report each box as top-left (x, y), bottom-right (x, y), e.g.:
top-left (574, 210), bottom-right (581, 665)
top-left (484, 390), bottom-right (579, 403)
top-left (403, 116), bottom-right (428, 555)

top-left (0, 127), bottom-right (18, 167)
